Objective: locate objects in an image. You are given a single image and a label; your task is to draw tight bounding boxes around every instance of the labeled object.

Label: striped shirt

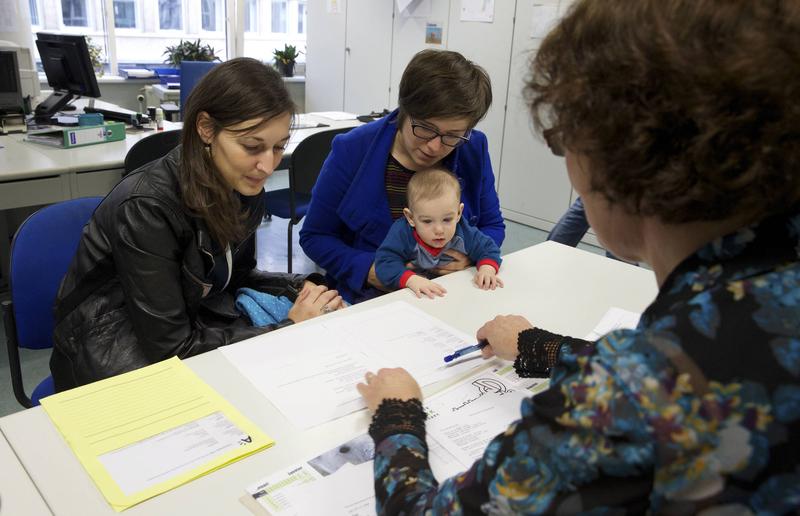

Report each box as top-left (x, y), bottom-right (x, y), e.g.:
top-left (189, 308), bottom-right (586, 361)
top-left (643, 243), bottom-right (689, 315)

top-left (385, 154), bottom-right (415, 220)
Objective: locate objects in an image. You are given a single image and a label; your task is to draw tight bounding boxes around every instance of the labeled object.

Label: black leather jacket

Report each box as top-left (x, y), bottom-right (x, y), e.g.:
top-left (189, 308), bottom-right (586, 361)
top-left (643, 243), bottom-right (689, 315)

top-left (51, 146), bottom-right (318, 391)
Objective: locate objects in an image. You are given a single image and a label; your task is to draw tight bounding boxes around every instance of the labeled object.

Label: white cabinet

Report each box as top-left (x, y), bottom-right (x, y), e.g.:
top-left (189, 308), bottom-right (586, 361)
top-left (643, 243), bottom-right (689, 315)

top-left (344, 0), bottom-right (394, 114)
top-left (445, 0), bottom-right (516, 186)
top-left (497, 0), bottom-right (573, 230)
top-left (306, 0), bottom-right (393, 114)
top-left (306, 0), bottom-right (347, 112)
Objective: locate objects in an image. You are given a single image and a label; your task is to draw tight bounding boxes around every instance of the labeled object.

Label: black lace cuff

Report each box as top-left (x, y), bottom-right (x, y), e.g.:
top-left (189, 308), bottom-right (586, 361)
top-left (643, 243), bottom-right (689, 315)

top-left (514, 328), bottom-right (568, 378)
top-left (368, 398), bottom-right (427, 445)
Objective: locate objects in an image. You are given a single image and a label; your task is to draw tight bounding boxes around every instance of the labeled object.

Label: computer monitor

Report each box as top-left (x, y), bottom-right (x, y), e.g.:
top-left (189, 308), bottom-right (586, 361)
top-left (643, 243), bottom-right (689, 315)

top-left (0, 50), bottom-right (24, 114)
top-left (34, 32), bottom-right (101, 121)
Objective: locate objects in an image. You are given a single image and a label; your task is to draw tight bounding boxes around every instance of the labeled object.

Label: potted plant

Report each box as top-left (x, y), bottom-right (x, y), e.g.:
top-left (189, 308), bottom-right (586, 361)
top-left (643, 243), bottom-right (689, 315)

top-left (85, 37), bottom-right (104, 76)
top-left (162, 39), bottom-right (221, 66)
top-left (272, 44), bottom-right (301, 77)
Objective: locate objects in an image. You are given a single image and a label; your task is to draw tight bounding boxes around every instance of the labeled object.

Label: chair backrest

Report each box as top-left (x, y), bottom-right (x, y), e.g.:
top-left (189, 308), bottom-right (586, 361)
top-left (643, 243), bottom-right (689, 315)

top-left (123, 129), bottom-right (182, 176)
top-left (290, 127), bottom-right (354, 198)
top-left (180, 61), bottom-right (218, 117)
top-left (9, 196), bottom-right (103, 350)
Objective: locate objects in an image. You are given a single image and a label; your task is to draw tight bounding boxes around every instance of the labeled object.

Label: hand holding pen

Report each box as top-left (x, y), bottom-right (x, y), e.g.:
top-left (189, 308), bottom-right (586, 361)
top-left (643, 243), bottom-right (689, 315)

top-left (474, 315), bottom-right (535, 362)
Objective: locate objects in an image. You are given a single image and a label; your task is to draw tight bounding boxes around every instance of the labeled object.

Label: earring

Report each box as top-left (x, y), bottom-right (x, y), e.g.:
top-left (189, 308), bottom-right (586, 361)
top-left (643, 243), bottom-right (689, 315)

top-left (204, 142), bottom-right (211, 155)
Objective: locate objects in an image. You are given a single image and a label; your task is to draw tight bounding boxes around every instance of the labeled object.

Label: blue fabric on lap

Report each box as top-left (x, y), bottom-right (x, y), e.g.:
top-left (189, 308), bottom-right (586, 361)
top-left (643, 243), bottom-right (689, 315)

top-left (235, 288), bottom-right (293, 327)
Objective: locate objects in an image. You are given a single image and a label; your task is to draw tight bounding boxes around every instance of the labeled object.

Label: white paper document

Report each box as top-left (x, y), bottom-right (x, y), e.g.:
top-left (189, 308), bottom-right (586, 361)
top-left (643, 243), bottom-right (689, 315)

top-left (584, 306), bottom-right (641, 341)
top-left (424, 369), bottom-right (543, 466)
top-left (399, 0), bottom-right (432, 18)
top-left (530, 3), bottom-right (560, 39)
top-left (306, 111), bottom-right (357, 120)
top-left (247, 463), bottom-right (324, 514)
top-left (396, 0), bottom-right (414, 14)
top-left (460, 0), bottom-right (494, 23)
top-left (326, 0), bottom-right (343, 14)
top-left (244, 366), bottom-right (539, 516)
top-left (247, 430), bottom-right (462, 515)
top-left (247, 434), bottom-right (376, 515)
top-left (98, 411), bottom-right (249, 496)
top-left (280, 462), bottom-right (375, 516)
top-left (222, 302), bottom-right (484, 429)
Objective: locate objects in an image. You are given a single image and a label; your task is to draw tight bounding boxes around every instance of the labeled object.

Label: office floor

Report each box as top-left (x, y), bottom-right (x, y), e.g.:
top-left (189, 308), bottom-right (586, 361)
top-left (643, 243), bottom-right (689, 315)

top-left (0, 170), bottom-right (604, 417)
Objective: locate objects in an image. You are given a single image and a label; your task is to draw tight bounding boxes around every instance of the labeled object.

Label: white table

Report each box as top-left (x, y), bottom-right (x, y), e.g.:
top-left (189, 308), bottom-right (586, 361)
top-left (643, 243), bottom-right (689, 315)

top-left (0, 242), bottom-right (658, 515)
top-left (0, 428), bottom-right (52, 515)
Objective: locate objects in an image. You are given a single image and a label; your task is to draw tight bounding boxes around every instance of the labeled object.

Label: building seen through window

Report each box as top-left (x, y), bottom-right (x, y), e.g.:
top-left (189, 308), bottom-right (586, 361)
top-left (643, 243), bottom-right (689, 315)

top-left (113, 0), bottom-right (135, 29)
top-left (159, 0), bottom-right (182, 30)
top-left (62, 0), bottom-right (88, 27)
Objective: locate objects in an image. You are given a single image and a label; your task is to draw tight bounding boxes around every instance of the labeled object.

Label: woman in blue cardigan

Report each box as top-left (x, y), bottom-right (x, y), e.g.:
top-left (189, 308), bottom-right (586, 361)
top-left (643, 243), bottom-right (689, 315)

top-left (299, 50), bottom-right (505, 304)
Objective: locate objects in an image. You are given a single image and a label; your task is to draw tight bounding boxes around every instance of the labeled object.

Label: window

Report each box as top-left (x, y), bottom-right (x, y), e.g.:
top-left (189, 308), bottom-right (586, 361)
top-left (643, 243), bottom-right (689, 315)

top-left (243, 0), bottom-right (306, 65)
top-left (62, 0), bottom-right (88, 26)
top-left (245, 0), bottom-right (258, 33)
top-left (113, 0), bottom-right (136, 28)
top-left (29, 0), bottom-right (305, 75)
top-left (271, 0), bottom-right (286, 33)
top-left (202, 0), bottom-right (223, 32)
top-left (29, 0), bottom-right (40, 26)
top-left (159, 0), bottom-right (182, 30)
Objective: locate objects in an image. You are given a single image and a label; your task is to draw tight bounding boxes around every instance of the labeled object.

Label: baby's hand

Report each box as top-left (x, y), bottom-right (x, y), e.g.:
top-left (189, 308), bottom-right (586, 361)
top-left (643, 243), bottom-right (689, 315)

top-left (474, 265), bottom-right (503, 290)
top-left (406, 275), bottom-right (447, 299)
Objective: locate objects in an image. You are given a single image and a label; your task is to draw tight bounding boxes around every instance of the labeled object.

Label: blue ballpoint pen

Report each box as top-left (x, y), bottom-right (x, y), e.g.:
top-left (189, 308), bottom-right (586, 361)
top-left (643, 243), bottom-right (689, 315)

top-left (443, 340), bottom-right (489, 363)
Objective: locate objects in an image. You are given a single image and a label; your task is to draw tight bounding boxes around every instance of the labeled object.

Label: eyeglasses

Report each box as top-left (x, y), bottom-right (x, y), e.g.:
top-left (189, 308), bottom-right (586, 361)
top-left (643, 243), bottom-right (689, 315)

top-left (410, 119), bottom-right (471, 148)
top-left (543, 128), bottom-right (565, 157)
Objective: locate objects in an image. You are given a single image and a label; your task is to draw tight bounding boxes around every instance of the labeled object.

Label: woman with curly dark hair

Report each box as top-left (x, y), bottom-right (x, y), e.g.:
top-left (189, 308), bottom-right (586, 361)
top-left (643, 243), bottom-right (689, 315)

top-left (357, 0), bottom-right (800, 513)
top-left (51, 58), bottom-right (342, 390)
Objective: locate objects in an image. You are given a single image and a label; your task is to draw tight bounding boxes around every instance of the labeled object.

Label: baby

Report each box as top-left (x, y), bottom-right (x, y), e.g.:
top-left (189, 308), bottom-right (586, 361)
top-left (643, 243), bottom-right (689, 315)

top-left (375, 167), bottom-right (503, 298)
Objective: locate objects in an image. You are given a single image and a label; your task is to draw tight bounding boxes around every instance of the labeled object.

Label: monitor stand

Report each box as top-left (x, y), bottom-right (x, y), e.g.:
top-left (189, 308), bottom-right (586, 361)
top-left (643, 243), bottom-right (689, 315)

top-left (34, 89), bottom-right (75, 122)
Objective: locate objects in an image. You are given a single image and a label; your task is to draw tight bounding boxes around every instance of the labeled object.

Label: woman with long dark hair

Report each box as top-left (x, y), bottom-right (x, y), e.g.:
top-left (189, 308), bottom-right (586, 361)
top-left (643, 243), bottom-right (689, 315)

top-left (51, 58), bottom-right (341, 391)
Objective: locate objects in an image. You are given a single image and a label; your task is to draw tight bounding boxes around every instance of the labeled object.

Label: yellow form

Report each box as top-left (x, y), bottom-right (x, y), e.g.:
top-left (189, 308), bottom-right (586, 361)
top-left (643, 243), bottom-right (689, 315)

top-left (40, 356), bottom-right (274, 511)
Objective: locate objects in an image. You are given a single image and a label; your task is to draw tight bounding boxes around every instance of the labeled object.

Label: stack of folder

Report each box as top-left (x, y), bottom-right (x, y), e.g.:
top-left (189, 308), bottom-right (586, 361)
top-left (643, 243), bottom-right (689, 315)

top-left (26, 121), bottom-right (126, 148)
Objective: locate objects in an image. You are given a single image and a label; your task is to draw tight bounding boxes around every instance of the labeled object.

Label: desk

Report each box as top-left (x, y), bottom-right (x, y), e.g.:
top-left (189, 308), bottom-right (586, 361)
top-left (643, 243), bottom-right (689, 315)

top-left (0, 242), bottom-right (658, 515)
top-left (0, 428), bottom-right (52, 515)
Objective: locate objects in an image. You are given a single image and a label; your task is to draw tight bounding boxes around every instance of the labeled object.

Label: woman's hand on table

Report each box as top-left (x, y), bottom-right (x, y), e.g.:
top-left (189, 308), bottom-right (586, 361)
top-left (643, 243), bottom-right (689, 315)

top-left (288, 284), bottom-right (343, 323)
top-left (476, 315), bottom-right (534, 361)
top-left (357, 367), bottom-right (422, 412)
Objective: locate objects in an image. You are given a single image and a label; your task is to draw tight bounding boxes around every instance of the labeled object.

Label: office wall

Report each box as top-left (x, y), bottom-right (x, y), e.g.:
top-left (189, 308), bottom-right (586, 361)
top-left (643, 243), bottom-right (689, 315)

top-left (306, 0), bottom-right (577, 232)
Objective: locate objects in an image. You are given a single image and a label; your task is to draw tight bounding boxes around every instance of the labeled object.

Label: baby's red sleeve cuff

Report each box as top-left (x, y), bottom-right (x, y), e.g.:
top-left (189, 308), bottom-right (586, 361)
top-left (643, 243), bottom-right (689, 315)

top-left (476, 259), bottom-right (499, 272)
top-left (399, 270), bottom-right (417, 288)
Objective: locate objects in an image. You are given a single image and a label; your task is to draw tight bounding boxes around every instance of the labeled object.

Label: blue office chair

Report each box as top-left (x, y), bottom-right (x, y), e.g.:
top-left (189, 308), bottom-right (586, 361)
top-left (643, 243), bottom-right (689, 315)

top-left (180, 61), bottom-right (218, 117)
top-left (1, 197), bottom-right (102, 407)
top-left (265, 127), bottom-right (353, 273)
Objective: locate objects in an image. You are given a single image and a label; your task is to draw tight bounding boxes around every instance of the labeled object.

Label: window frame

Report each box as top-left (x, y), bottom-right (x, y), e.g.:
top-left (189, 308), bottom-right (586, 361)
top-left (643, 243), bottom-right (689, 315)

top-left (29, 0), bottom-right (306, 76)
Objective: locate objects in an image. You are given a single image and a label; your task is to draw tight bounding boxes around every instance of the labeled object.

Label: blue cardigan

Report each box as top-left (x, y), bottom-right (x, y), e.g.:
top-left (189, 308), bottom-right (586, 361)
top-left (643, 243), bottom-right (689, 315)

top-left (299, 110), bottom-right (505, 304)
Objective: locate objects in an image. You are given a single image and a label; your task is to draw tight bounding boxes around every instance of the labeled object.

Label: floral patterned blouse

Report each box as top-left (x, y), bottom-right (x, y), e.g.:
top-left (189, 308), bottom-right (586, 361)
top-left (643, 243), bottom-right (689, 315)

top-left (368, 210), bottom-right (800, 514)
